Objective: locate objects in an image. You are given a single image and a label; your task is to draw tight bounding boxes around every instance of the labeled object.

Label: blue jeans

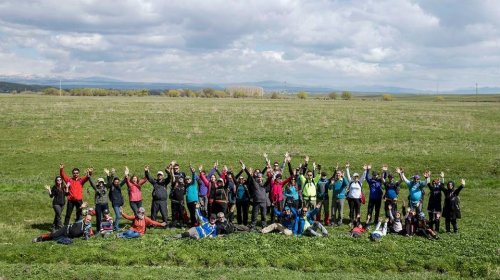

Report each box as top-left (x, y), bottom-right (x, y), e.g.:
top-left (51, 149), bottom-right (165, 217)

top-left (113, 205), bottom-right (121, 230)
top-left (118, 230), bottom-right (141, 238)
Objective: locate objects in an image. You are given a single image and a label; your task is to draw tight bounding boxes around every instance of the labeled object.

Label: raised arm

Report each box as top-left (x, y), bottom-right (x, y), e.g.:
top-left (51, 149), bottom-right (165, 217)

top-left (59, 163), bottom-right (70, 182)
top-left (345, 163), bottom-right (351, 181)
top-left (144, 165), bottom-right (155, 184)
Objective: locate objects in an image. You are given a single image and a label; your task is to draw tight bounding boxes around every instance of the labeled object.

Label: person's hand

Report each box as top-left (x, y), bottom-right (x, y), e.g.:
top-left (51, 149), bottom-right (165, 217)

top-left (124, 166), bottom-right (129, 176)
top-left (119, 206), bottom-right (124, 214)
top-left (160, 222), bottom-right (167, 227)
top-left (263, 153), bottom-right (268, 159)
top-left (461, 178), bottom-right (466, 186)
top-left (198, 165), bottom-right (203, 172)
top-left (395, 167), bottom-right (402, 174)
top-left (104, 168), bottom-right (110, 176)
top-left (214, 161), bottom-right (218, 169)
top-left (87, 167), bottom-right (93, 176)
top-left (382, 165), bottom-right (388, 171)
top-left (385, 218), bottom-right (389, 223)
top-left (388, 204), bottom-right (392, 210)
top-left (59, 163), bottom-right (64, 169)
top-left (312, 162), bottom-right (316, 170)
top-left (367, 164), bottom-right (372, 170)
top-left (44, 185), bottom-right (51, 191)
top-left (195, 203), bottom-right (200, 209)
top-left (144, 165), bottom-right (149, 172)
top-left (223, 165), bottom-right (228, 172)
top-left (111, 168), bottom-right (116, 174)
top-left (81, 202), bottom-right (88, 208)
top-left (239, 160), bottom-right (245, 170)
top-left (345, 162), bottom-right (349, 169)
top-left (304, 155), bottom-right (309, 162)
top-left (440, 171), bottom-right (444, 178)
top-left (190, 164), bottom-right (195, 173)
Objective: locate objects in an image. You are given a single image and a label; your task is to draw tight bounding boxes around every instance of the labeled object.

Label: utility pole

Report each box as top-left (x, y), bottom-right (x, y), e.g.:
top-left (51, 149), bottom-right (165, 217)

top-left (476, 82), bottom-right (478, 104)
top-left (59, 79), bottom-right (62, 96)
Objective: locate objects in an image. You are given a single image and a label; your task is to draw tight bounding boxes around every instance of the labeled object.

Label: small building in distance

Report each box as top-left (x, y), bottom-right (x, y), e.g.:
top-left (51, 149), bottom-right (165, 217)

top-left (226, 86), bottom-right (264, 98)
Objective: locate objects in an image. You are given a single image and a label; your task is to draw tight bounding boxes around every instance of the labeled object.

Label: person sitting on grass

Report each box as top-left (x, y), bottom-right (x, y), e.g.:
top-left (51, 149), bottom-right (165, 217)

top-left (415, 212), bottom-right (439, 240)
top-left (261, 206), bottom-right (298, 236)
top-left (216, 212), bottom-right (250, 236)
top-left (387, 203), bottom-right (406, 235)
top-left (368, 218), bottom-right (389, 242)
top-left (404, 205), bottom-right (418, 236)
top-left (296, 202), bottom-right (328, 237)
top-left (118, 207), bottom-right (167, 238)
top-left (167, 203), bottom-right (218, 240)
top-left (33, 202), bottom-right (93, 244)
top-left (98, 209), bottom-right (114, 237)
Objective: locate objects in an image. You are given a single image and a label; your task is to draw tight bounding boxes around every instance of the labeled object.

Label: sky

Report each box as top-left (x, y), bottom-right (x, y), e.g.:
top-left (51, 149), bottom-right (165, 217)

top-left (0, 0), bottom-right (499, 90)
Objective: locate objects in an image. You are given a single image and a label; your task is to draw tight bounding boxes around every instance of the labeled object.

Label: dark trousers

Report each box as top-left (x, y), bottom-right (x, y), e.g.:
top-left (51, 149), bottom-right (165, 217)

top-left (52, 204), bottom-right (64, 229)
top-left (384, 199), bottom-right (398, 218)
top-left (236, 200), bottom-right (249, 225)
top-left (64, 200), bottom-right (83, 225)
top-left (151, 199), bottom-right (168, 223)
top-left (171, 202), bottom-right (184, 225)
top-left (187, 202), bottom-right (197, 226)
top-left (445, 218), bottom-right (458, 233)
top-left (95, 203), bottom-right (109, 232)
top-left (212, 202), bottom-right (228, 216)
top-left (251, 201), bottom-right (267, 227)
top-left (347, 198), bottom-right (361, 223)
top-left (270, 201), bottom-right (282, 223)
top-left (367, 198), bottom-right (382, 223)
top-left (130, 201), bottom-right (142, 217)
top-left (428, 211), bottom-right (441, 232)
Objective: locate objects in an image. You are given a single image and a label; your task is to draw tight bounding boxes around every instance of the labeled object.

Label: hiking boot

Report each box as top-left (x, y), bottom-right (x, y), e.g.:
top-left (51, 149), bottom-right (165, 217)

top-left (32, 237), bottom-right (42, 243)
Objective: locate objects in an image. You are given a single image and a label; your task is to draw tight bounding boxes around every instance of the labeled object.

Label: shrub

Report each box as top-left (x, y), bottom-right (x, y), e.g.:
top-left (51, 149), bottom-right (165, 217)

top-left (297, 91), bottom-right (308, 99)
top-left (328, 92), bottom-right (337, 100)
top-left (382, 94), bottom-right (393, 101)
top-left (435, 96), bottom-right (445, 102)
top-left (341, 91), bottom-right (352, 100)
top-left (270, 92), bottom-right (281, 99)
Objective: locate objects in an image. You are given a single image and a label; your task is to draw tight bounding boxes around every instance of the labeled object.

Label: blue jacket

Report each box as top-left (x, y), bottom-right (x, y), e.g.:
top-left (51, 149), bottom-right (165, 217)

top-left (316, 178), bottom-right (330, 199)
top-left (284, 185), bottom-right (299, 201)
top-left (365, 171), bottom-right (383, 200)
top-left (330, 177), bottom-right (349, 199)
top-left (274, 207), bottom-right (298, 234)
top-left (186, 172), bottom-right (199, 204)
top-left (296, 207), bottom-right (319, 235)
top-left (236, 184), bottom-right (249, 202)
top-left (194, 209), bottom-right (217, 238)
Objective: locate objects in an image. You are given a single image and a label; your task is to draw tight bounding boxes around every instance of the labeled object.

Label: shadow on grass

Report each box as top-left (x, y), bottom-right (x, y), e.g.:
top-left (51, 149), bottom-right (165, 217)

top-left (29, 223), bottom-right (53, 231)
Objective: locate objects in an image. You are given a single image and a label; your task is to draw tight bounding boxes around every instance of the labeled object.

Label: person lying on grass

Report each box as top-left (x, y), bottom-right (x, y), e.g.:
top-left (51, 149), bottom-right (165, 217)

top-left (350, 215), bottom-right (365, 238)
top-left (368, 218), bottom-right (389, 242)
top-left (117, 207), bottom-right (167, 238)
top-left (167, 203), bottom-right (218, 240)
top-left (416, 212), bottom-right (439, 240)
top-left (33, 202), bottom-right (93, 244)
top-left (216, 212), bottom-right (250, 236)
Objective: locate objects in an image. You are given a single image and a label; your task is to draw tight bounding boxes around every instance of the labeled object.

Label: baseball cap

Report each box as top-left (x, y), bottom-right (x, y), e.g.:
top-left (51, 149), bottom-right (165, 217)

top-left (157, 171), bottom-right (164, 176)
top-left (138, 207), bottom-right (145, 214)
top-left (97, 178), bottom-right (105, 183)
top-left (353, 173), bottom-right (360, 177)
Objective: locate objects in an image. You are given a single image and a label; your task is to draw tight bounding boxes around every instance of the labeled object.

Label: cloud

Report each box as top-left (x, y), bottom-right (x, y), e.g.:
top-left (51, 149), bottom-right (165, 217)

top-left (0, 0), bottom-right (498, 90)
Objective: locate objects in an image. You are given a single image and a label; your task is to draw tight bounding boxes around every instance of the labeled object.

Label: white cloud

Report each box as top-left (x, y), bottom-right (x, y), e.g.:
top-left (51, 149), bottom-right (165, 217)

top-left (0, 0), bottom-right (498, 90)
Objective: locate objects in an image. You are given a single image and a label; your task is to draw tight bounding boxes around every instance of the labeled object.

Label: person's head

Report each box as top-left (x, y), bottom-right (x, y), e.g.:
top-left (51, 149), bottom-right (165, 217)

top-left (238, 176), bottom-right (245, 184)
top-left (97, 177), bottom-right (105, 186)
top-left (71, 168), bottom-right (80, 179)
top-left (306, 171), bottom-right (313, 180)
top-left (321, 171), bottom-right (327, 179)
top-left (447, 181), bottom-right (455, 190)
top-left (113, 177), bottom-right (120, 186)
top-left (284, 206), bottom-right (291, 215)
top-left (369, 233), bottom-right (382, 242)
top-left (217, 178), bottom-right (224, 186)
top-left (216, 212), bottom-right (225, 222)
top-left (255, 173), bottom-right (263, 184)
top-left (173, 164), bottom-right (180, 173)
top-left (273, 161), bottom-right (280, 171)
top-left (395, 211), bottom-right (401, 219)
top-left (210, 174), bottom-right (216, 182)
top-left (372, 171), bottom-right (379, 179)
top-left (387, 174), bottom-right (394, 182)
top-left (335, 170), bottom-right (342, 179)
top-left (185, 176), bottom-right (192, 185)
top-left (353, 173), bottom-right (360, 181)
top-left (254, 169), bottom-right (261, 176)
top-left (432, 178), bottom-right (440, 186)
top-left (418, 212), bottom-right (425, 221)
top-left (84, 214), bottom-right (92, 224)
top-left (290, 178), bottom-right (296, 186)
top-left (227, 172), bottom-right (233, 179)
top-left (131, 175), bottom-right (139, 184)
top-left (137, 207), bottom-right (146, 219)
top-left (209, 214), bottom-right (217, 225)
top-left (177, 177), bottom-right (185, 187)
top-left (54, 176), bottom-right (63, 186)
top-left (157, 171), bottom-right (164, 180)
top-left (275, 173), bottom-right (282, 182)
top-left (412, 175), bottom-right (420, 182)
top-left (301, 206), bottom-right (308, 216)
top-left (103, 209), bottom-right (110, 219)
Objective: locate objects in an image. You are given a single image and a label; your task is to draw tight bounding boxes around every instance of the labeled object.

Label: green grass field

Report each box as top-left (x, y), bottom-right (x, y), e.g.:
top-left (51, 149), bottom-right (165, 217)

top-left (0, 94), bottom-right (499, 279)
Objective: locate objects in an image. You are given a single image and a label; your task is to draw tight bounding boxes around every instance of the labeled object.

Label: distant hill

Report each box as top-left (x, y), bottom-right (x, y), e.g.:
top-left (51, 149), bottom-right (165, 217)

top-left (0, 81), bottom-right (49, 93)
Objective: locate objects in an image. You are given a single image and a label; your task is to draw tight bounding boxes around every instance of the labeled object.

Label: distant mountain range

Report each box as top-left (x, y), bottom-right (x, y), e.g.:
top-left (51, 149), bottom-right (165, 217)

top-left (1, 75), bottom-right (499, 94)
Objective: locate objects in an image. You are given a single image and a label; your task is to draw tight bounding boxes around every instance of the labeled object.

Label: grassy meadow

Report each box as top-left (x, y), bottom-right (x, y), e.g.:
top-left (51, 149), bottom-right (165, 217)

top-left (0, 94), bottom-right (499, 279)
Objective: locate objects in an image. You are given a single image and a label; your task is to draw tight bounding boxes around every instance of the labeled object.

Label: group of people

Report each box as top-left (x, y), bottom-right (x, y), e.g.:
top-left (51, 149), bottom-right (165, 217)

top-left (33, 153), bottom-right (466, 243)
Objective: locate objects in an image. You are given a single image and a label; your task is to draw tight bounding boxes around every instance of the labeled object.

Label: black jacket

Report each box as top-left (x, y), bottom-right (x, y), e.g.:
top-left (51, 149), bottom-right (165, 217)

top-left (146, 170), bottom-right (170, 201)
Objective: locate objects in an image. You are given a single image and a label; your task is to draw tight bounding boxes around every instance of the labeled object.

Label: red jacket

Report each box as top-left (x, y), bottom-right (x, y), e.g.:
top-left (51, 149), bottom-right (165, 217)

top-left (269, 175), bottom-right (293, 203)
top-left (60, 168), bottom-right (89, 201)
top-left (126, 177), bottom-right (147, 202)
top-left (121, 212), bottom-right (164, 235)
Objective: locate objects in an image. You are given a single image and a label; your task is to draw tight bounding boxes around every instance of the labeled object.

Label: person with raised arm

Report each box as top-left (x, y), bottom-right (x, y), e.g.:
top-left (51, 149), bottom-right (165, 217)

top-left (124, 166), bottom-right (147, 217)
top-left (44, 176), bottom-right (68, 230)
top-left (261, 206), bottom-right (298, 236)
top-left (427, 171), bottom-right (445, 232)
top-left (365, 164), bottom-right (384, 229)
top-left (382, 165), bottom-right (401, 219)
top-left (345, 163), bottom-right (366, 228)
top-left (296, 202), bottom-right (328, 237)
top-left (88, 168), bottom-right (110, 232)
top-left (185, 164), bottom-right (200, 226)
top-left (106, 168), bottom-right (126, 231)
top-left (269, 154), bottom-right (294, 223)
top-left (299, 156), bottom-right (320, 209)
top-left (442, 178), bottom-right (466, 233)
top-left (60, 163), bottom-right (91, 225)
top-left (240, 160), bottom-right (268, 229)
top-left (329, 164), bottom-right (349, 226)
top-left (315, 165), bottom-right (333, 225)
top-left (199, 161), bottom-right (222, 215)
top-left (145, 164), bottom-right (170, 223)
top-left (167, 203), bottom-right (218, 240)
top-left (397, 167), bottom-right (430, 213)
